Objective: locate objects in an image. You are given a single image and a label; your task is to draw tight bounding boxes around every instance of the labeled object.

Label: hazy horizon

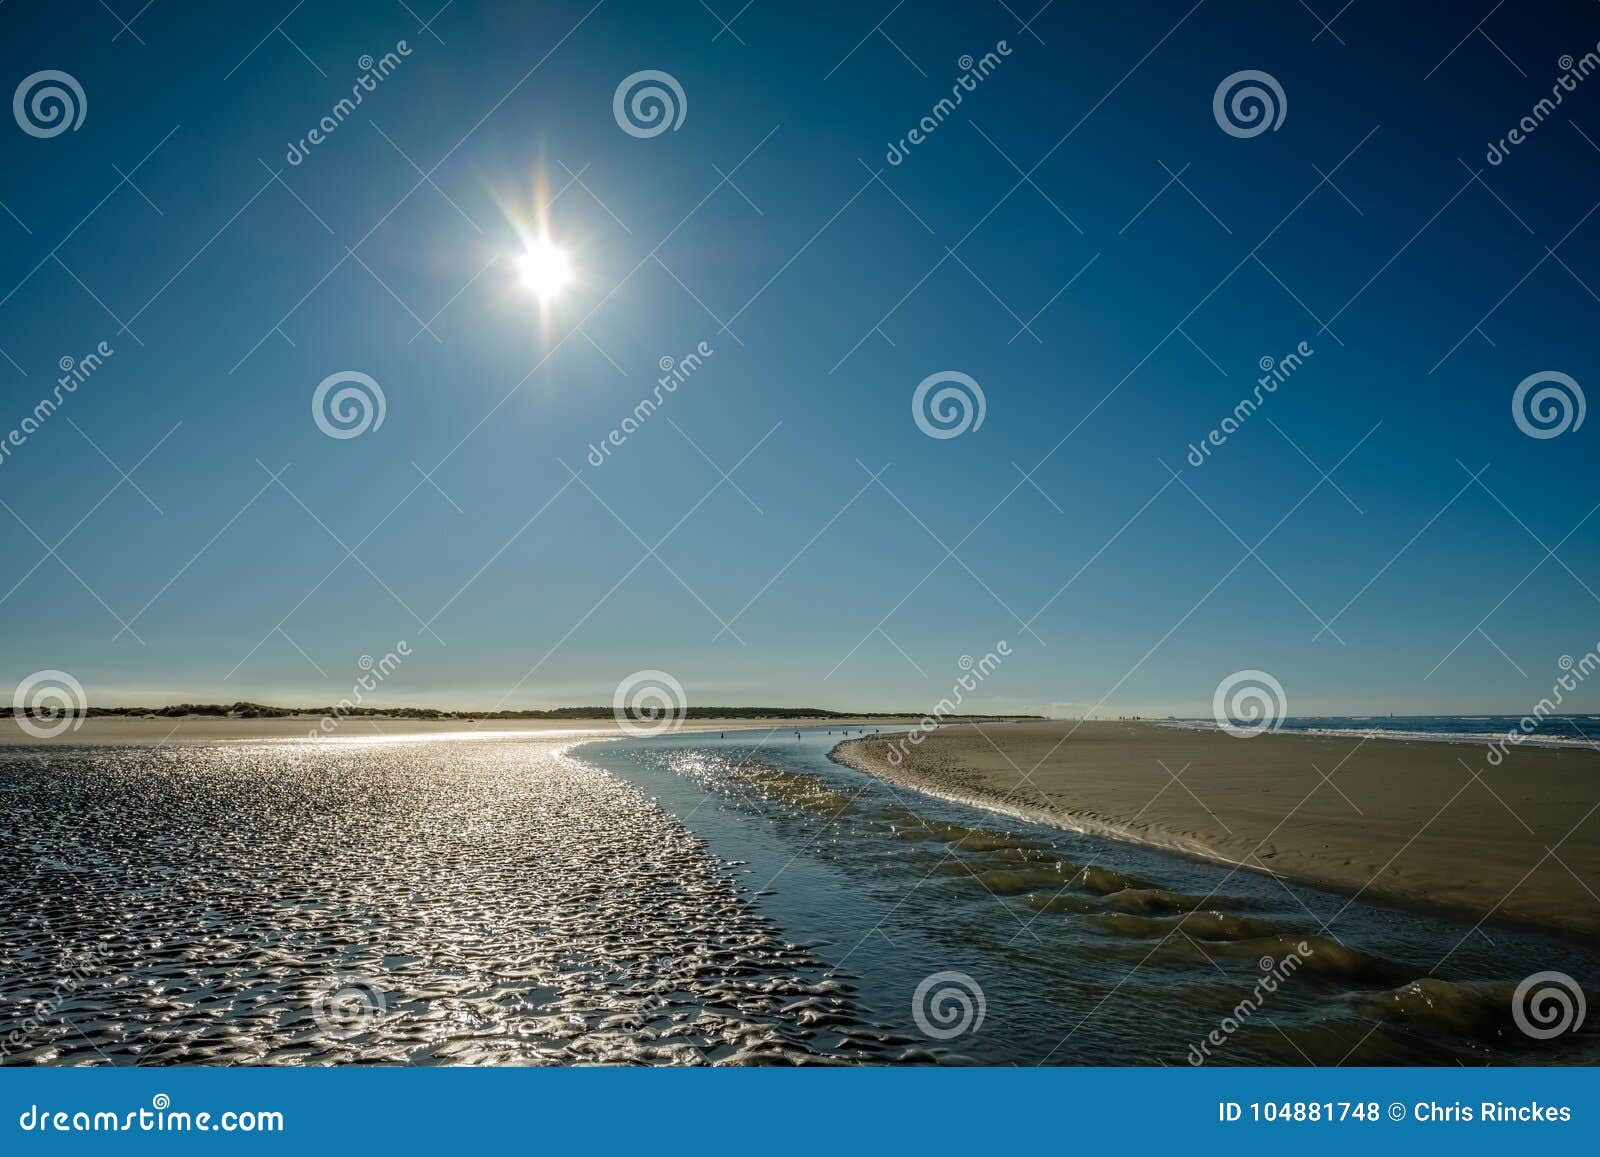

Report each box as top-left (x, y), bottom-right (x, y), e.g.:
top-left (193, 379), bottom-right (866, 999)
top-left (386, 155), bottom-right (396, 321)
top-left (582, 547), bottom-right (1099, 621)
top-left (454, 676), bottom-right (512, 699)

top-left (49, 686), bottom-right (1600, 719)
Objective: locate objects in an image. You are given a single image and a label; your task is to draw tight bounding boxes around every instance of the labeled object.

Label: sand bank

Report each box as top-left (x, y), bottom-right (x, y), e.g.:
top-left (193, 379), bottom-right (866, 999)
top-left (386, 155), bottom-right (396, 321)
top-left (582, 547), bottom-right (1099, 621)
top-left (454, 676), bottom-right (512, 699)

top-left (833, 721), bottom-right (1600, 940)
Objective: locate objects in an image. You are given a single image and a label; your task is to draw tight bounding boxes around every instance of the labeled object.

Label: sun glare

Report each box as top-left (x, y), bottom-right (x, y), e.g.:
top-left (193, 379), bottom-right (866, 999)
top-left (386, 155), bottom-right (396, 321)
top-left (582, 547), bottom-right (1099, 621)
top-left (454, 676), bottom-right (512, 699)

top-left (515, 239), bottom-right (572, 300)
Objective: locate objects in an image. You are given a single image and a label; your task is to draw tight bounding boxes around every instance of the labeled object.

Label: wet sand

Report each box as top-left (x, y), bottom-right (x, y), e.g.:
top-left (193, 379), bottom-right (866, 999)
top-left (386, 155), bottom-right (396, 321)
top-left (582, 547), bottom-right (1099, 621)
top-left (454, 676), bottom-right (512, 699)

top-left (1, 731), bottom-right (921, 1064)
top-left (833, 721), bottom-right (1600, 940)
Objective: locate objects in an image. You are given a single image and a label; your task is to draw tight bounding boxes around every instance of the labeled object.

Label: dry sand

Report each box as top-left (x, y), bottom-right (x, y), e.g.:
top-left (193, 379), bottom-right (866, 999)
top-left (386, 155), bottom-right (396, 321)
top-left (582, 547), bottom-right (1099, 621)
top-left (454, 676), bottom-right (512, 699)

top-left (834, 720), bottom-right (1600, 940)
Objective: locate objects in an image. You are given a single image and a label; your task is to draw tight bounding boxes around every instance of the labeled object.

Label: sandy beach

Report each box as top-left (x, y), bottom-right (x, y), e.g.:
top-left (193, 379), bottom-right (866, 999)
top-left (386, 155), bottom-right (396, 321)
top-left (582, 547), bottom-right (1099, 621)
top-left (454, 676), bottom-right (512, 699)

top-left (7, 717), bottom-right (1598, 1066)
top-left (833, 721), bottom-right (1600, 941)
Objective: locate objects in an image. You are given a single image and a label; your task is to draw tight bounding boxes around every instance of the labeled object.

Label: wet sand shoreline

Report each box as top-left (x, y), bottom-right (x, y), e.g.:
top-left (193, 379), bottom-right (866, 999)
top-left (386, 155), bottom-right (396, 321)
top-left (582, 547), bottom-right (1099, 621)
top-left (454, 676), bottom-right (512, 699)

top-left (830, 721), bottom-right (1600, 942)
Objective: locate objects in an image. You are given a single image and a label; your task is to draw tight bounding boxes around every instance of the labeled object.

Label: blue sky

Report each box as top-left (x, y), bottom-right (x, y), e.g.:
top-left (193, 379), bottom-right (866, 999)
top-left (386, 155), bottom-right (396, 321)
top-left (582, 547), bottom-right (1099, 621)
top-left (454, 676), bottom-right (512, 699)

top-left (1, 0), bottom-right (1597, 715)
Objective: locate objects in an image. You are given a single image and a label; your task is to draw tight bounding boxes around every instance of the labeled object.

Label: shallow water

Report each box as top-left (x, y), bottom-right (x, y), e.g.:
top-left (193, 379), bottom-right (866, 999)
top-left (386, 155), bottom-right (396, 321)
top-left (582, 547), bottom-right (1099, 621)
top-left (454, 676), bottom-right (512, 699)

top-left (2, 728), bottom-right (1595, 1066)
top-left (580, 727), bottom-right (1600, 1065)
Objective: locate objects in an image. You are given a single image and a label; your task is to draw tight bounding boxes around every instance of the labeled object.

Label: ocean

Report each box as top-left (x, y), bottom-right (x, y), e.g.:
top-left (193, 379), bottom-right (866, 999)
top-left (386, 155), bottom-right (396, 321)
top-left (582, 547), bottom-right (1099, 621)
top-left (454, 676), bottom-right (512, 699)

top-left (1166, 715), bottom-right (1600, 749)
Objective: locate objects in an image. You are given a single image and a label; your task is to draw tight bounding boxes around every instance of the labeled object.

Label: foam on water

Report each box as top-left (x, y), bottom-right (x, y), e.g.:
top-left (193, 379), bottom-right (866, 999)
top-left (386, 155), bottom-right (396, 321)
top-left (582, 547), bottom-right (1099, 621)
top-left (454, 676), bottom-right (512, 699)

top-left (1163, 714), bottom-right (1600, 750)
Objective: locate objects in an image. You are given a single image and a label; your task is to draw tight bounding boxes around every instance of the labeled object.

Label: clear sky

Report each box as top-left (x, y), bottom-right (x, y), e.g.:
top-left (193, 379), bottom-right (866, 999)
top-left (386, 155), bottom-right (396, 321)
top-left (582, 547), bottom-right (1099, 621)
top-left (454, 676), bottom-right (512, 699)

top-left (1, 0), bottom-right (1597, 716)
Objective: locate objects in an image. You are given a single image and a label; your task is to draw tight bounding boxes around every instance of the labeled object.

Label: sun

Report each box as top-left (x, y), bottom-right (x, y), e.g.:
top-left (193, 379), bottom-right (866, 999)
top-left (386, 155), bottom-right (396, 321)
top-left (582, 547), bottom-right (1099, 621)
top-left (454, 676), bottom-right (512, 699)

top-left (515, 239), bottom-right (572, 300)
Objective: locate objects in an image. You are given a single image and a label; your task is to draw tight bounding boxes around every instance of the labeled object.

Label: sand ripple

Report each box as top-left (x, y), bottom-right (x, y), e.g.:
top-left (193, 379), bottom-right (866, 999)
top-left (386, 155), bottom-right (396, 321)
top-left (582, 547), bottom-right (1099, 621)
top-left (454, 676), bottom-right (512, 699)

top-left (0, 738), bottom-right (921, 1066)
